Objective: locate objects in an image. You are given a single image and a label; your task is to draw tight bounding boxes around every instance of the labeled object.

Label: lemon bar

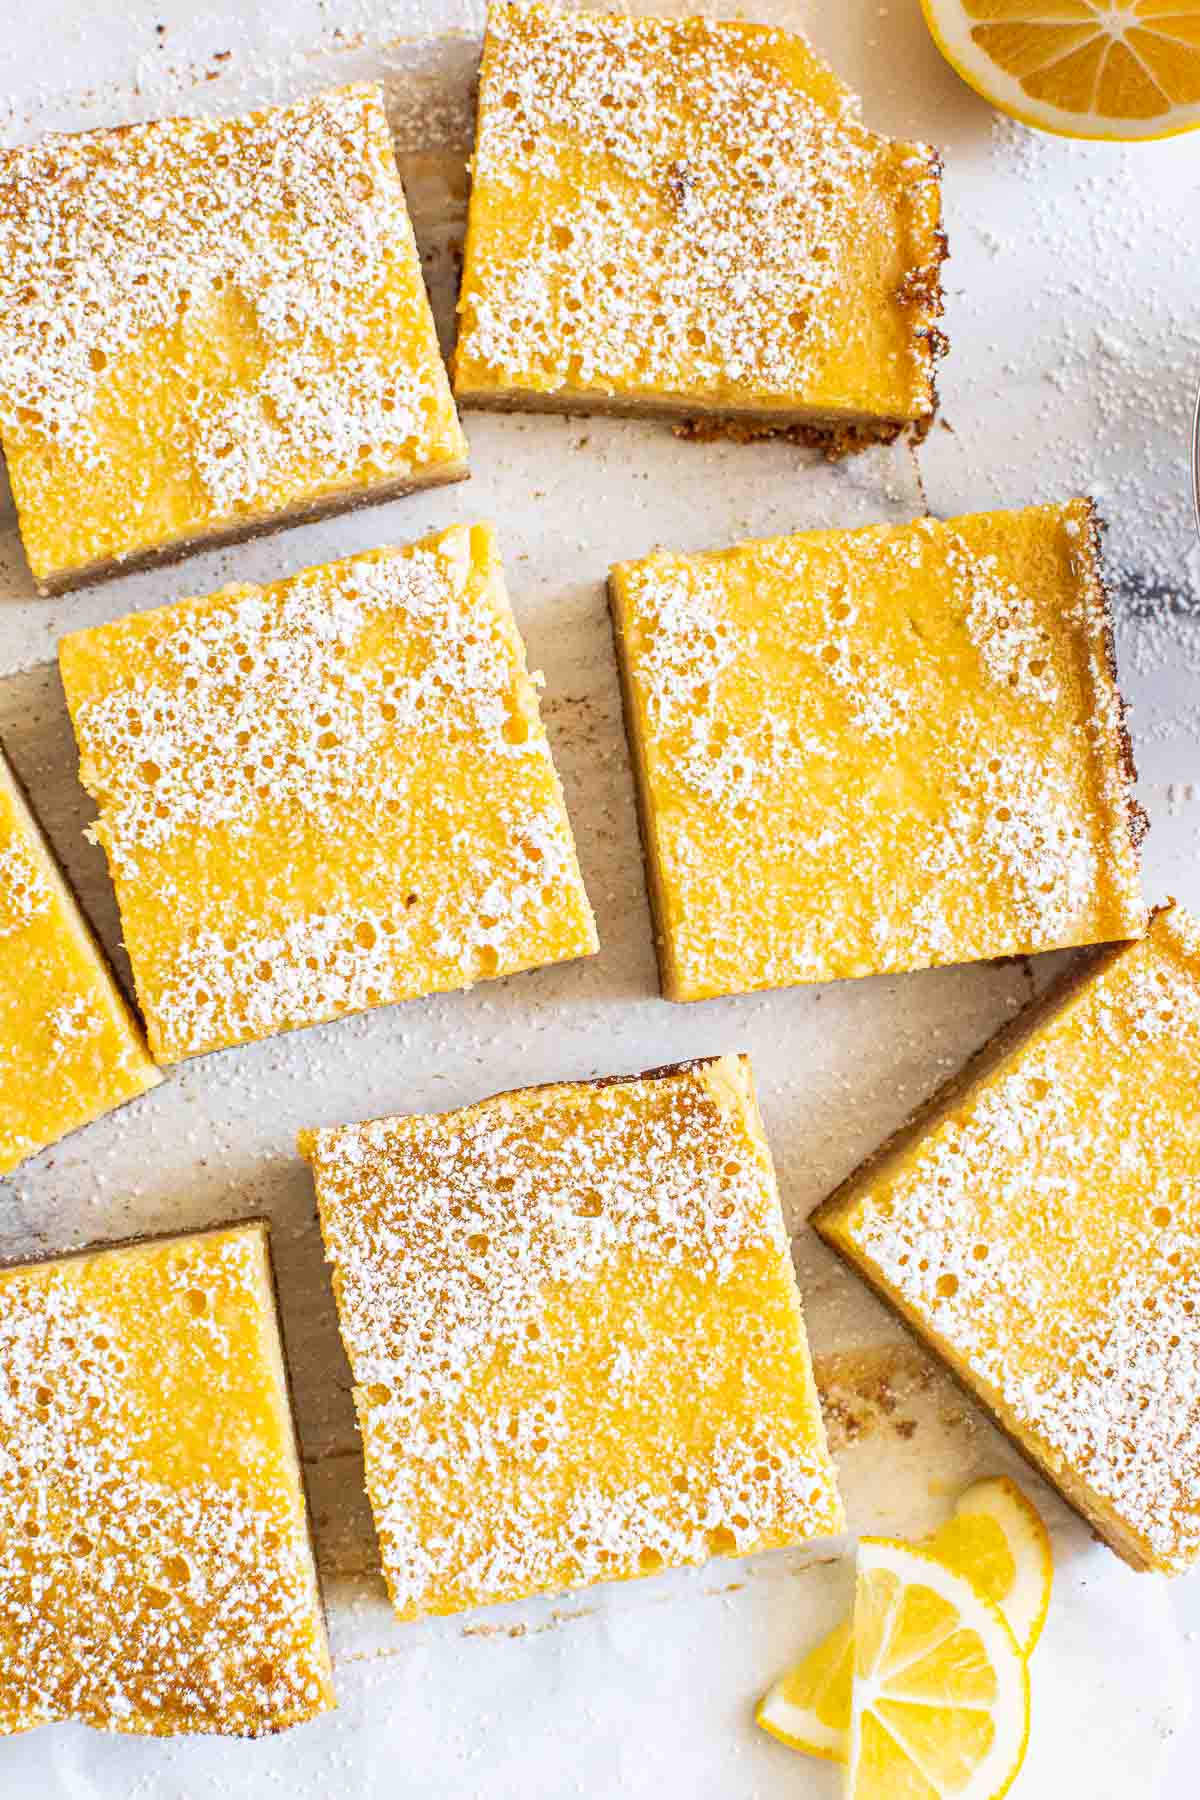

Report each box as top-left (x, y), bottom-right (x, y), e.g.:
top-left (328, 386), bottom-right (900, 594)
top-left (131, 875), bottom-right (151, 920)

top-left (59, 525), bottom-right (597, 1063)
top-left (0, 743), bottom-right (160, 1174)
top-left (610, 500), bottom-right (1146, 1001)
top-left (0, 84), bottom-right (466, 595)
top-left (0, 1222), bottom-right (334, 1734)
top-left (454, 4), bottom-right (945, 436)
top-left (815, 905), bottom-right (1200, 1574)
top-left (301, 1055), bottom-right (843, 1619)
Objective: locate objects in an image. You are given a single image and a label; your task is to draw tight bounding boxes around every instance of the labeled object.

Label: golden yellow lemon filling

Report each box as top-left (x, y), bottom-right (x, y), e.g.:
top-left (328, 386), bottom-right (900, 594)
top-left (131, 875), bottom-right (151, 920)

top-left (456, 4), bottom-right (944, 432)
top-left (303, 1055), bottom-right (843, 1620)
top-left (611, 500), bottom-right (1145, 1001)
top-left (60, 524), bottom-right (597, 1063)
top-left (0, 84), bottom-right (466, 592)
top-left (0, 745), bottom-right (160, 1173)
top-left (0, 1224), bottom-right (333, 1736)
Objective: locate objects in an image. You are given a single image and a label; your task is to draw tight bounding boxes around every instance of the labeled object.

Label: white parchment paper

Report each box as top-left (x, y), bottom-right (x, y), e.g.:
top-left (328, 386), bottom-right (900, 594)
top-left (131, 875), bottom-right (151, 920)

top-left (0, 1), bottom-right (1195, 1793)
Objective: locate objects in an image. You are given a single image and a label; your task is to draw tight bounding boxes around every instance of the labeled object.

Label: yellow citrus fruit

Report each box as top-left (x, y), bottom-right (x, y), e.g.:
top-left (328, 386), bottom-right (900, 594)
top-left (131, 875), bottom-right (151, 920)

top-left (755, 1476), bottom-right (1050, 1759)
top-left (755, 1615), bottom-right (855, 1759)
top-left (847, 1538), bottom-right (1030, 1800)
top-left (933, 1476), bottom-right (1052, 1657)
top-left (920, 0), bottom-right (1200, 141)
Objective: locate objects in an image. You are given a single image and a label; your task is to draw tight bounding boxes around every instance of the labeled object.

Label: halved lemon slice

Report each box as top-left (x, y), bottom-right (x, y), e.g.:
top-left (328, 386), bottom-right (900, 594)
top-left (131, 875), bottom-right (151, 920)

top-left (755, 1476), bottom-right (1050, 1758)
top-left (847, 1538), bottom-right (1030, 1800)
top-left (933, 1476), bottom-right (1052, 1658)
top-left (920, 0), bottom-right (1200, 141)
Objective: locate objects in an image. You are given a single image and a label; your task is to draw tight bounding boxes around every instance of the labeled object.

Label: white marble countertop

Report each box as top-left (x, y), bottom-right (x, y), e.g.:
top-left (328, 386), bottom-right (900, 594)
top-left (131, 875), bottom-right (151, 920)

top-left (1, 2), bottom-right (1198, 1795)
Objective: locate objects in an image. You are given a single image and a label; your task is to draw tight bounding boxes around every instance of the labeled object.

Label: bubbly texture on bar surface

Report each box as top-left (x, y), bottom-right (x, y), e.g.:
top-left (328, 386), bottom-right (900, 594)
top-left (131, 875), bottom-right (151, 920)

top-left (302, 1055), bottom-right (843, 1619)
top-left (0, 1224), bottom-right (333, 1735)
top-left (0, 744), bottom-right (159, 1173)
top-left (816, 907), bottom-right (1200, 1574)
top-left (59, 525), bottom-right (597, 1062)
top-left (610, 499), bottom-right (1145, 1000)
top-left (454, 3), bottom-right (944, 430)
top-left (0, 84), bottom-right (466, 591)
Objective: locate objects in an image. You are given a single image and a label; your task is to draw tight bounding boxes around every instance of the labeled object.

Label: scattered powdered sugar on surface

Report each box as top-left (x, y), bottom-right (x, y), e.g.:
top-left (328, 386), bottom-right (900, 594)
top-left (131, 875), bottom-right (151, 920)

top-left (843, 910), bottom-right (1200, 1568)
top-left (456, 3), bottom-right (941, 414)
top-left (931, 112), bottom-right (1200, 677)
top-left (62, 530), bottom-right (593, 1058)
top-left (0, 82), bottom-right (459, 556)
top-left (617, 505), bottom-right (1145, 994)
top-left (305, 1060), bottom-right (842, 1615)
top-left (0, 1228), bottom-right (329, 1733)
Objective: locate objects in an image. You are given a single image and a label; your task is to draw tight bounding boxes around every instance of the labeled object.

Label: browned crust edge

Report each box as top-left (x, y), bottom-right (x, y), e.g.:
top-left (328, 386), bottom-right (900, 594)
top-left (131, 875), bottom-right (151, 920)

top-left (897, 145), bottom-right (950, 451)
top-left (28, 460), bottom-right (469, 599)
top-left (810, 925), bottom-right (1179, 1574)
top-left (605, 571), bottom-right (678, 1002)
top-left (0, 1214), bottom-right (340, 1734)
top-left (454, 383), bottom-right (928, 458)
top-left (1079, 498), bottom-right (1149, 855)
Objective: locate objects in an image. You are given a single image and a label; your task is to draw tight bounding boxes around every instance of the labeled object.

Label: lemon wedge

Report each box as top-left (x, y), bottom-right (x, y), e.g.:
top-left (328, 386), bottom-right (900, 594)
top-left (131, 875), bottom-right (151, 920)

top-left (920, 0), bottom-right (1200, 141)
top-left (756, 1476), bottom-right (1050, 1759)
top-left (847, 1538), bottom-right (1030, 1800)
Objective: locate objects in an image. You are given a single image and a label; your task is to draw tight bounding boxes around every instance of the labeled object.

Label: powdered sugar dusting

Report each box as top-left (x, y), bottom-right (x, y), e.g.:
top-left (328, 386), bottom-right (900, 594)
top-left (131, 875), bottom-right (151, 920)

top-left (304, 1057), bottom-right (843, 1617)
top-left (0, 1226), bottom-right (332, 1734)
top-left (613, 501), bottom-right (1146, 998)
top-left (0, 82), bottom-right (464, 579)
top-left (60, 527), bottom-right (596, 1061)
top-left (837, 907), bottom-right (1200, 1570)
top-left (0, 837), bottom-right (50, 940)
top-left (455, 3), bottom-right (942, 421)
top-left (0, 751), bottom-right (159, 1173)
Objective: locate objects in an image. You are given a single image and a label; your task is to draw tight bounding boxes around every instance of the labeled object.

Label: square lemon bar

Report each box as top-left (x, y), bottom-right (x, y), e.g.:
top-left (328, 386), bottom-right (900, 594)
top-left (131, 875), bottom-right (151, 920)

top-left (610, 500), bottom-right (1146, 1001)
top-left (0, 743), bottom-right (159, 1174)
top-left (59, 524), bottom-right (597, 1063)
top-left (0, 84), bottom-right (466, 595)
top-left (815, 905), bottom-right (1200, 1574)
top-left (0, 1222), bottom-right (334, 1734)
top-left (301, 1055), bottom-right (843, 1619)
top-left (454, 4), bottom-right (945, 436)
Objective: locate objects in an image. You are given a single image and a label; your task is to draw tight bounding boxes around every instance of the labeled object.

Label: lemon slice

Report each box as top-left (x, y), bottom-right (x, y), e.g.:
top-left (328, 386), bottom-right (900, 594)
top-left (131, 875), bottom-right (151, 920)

top-left (755, 1476), bottom-right (1050, 1758)
top-left (755, 1616), bottom-right (854, 1760)
top-left (920, 0), bottom-right (1200, 141)
top-left (933, 1476), bottom-right (1052, 1658)
top-left (847, 1538), bottom-right (1030, 1800)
